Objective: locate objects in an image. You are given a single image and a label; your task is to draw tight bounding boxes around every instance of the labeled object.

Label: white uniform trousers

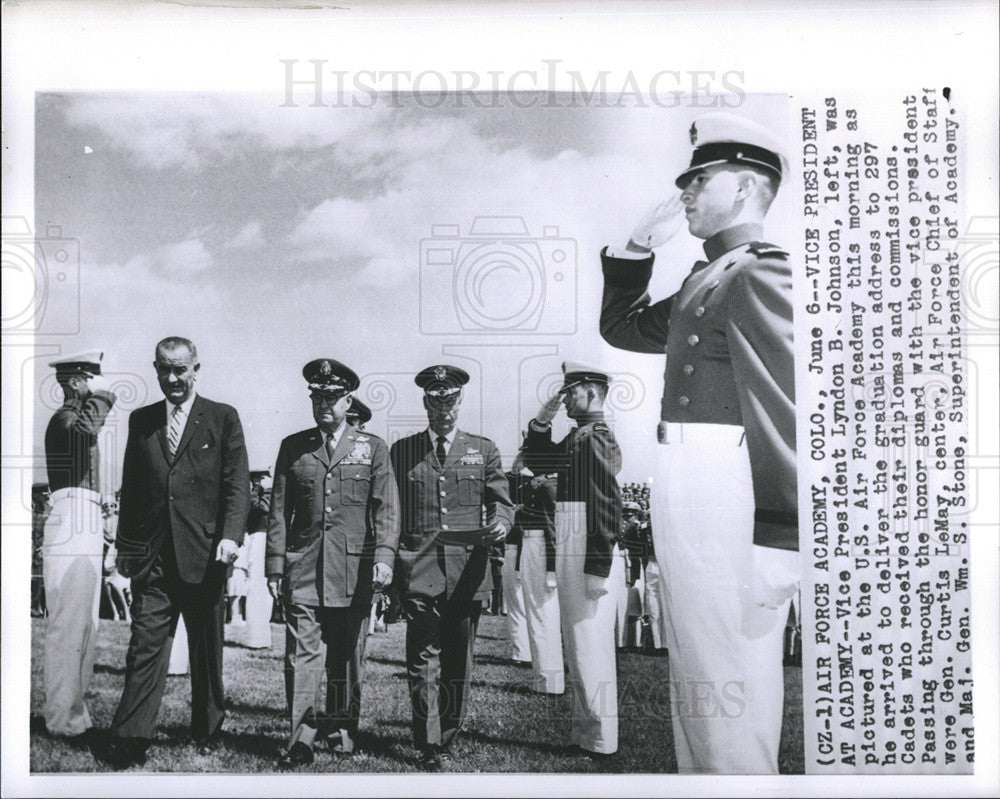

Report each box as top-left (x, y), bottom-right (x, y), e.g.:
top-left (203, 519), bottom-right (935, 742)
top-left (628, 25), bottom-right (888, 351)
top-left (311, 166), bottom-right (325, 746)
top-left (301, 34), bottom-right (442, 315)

top-left (555, 502), bottom-right (620, 755)
top-left (42, 487), bottom-right (103, 736)
top-left (643, 558), bottom-right (667, 650)
top-left (243, 531), bottom-right (273, 649)
top-left (519, 529), bottom-right (564, 694)
top-left (613, 546), bottom-right (631, 648)
top-left (650, 422), bottom-right (791, 774)
top-left (502, 542), bottom-right (531, 662)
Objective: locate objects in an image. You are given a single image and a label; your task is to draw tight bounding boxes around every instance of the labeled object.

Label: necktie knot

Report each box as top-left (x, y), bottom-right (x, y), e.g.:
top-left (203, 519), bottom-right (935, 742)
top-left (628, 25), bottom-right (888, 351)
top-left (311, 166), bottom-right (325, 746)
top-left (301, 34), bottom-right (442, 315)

top-left (325, 432), bottom-right (336, 458)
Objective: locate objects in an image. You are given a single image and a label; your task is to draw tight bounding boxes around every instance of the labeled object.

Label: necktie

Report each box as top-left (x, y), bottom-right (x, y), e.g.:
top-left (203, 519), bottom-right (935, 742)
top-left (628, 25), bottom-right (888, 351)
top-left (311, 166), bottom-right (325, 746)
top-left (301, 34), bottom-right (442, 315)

top-left (326, 432), bottom-right (337, 460)
top-left (167, 404), bottom-right (183, 457)
top-left (435, 435), bottom-right (448, 467)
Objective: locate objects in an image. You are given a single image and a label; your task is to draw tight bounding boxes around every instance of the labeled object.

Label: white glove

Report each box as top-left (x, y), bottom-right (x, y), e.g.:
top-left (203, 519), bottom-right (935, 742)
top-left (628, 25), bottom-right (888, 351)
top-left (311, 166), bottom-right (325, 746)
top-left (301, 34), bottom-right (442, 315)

top-left (584, 573), bottom-right (609, 600)
top-left (259, 475), bottom-right (273, 491)
top-left (267, 576), bottom-right (283, 600)
top-left (534, 394), bottom-right (563, 426)
top-left (372, 562), bottom-right (393, 591)
top-left (545, 572), bottom-right (558, 590)
top-left (750, 545), bottom-right (800, 610)
top-left (88, 374), bottom-right (115, 395)
top-left (628, 196), bottom-right (686, 250)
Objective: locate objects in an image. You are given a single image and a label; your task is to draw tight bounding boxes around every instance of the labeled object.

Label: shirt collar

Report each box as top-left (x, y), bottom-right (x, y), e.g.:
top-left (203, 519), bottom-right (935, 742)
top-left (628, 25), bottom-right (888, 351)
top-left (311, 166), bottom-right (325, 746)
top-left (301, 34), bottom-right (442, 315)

top-left (703, 222), bottom-right (764, 262)
top-left (572, 410), bottom-right (606, 428)
top-left (168, 391), bottom-right (197, 418)
top-left (427, 427), bottom-right (457, 446)
top-left (322, 420), bottom-right (347, 446)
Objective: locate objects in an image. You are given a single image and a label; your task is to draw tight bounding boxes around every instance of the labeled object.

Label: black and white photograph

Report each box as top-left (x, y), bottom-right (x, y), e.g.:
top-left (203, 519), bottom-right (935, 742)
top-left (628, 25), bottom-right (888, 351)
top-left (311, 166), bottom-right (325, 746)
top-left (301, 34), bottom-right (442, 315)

top-left (2, 2), bottom-right (997, 797)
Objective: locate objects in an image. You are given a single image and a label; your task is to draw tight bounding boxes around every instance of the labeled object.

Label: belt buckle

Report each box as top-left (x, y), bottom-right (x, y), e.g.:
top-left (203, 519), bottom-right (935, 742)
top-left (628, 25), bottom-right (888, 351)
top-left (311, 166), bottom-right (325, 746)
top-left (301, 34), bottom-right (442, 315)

top-left (657, 421), bottom-right (668, 445)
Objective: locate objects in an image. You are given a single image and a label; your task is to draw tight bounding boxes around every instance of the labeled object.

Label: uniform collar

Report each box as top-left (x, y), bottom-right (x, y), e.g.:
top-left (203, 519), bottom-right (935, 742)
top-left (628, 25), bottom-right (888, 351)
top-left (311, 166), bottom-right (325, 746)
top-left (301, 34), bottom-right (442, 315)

top-left (703, 222), bottom-right (763, 262)
top-left (571, 410), bottom-right (606, 428)
top-left (321, 420), bottom-right (347, 446)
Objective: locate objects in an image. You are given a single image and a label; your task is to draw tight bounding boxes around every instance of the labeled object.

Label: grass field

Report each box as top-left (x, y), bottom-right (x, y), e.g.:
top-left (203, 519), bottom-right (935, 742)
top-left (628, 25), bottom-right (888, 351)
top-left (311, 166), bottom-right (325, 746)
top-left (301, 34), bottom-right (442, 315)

top-left (29, 615), bottom-right (803, 774)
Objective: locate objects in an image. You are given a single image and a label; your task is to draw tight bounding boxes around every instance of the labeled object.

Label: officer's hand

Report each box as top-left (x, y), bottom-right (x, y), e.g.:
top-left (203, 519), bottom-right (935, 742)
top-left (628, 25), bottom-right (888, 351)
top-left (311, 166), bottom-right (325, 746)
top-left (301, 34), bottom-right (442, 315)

top-left (488, 521), bottom-right (507, 545)
top-left (372, 562), bottom-right (393, 591)
top-left (628, 195), bottom-right (686, 251)
top-left (87, 374), bottom-right (115, 396)
top-left (535, 394), bottom-right (563, 426)
top-left (584, 573), bottom-right (609, 600)
top-left (267, 576), bottom-right (283, 600)
top-left (545, 572), bottom-right (558, 590)
top-left (215, 538), bottom-right (240, 565)
top-left (749, 545), bottom-right (799, 610)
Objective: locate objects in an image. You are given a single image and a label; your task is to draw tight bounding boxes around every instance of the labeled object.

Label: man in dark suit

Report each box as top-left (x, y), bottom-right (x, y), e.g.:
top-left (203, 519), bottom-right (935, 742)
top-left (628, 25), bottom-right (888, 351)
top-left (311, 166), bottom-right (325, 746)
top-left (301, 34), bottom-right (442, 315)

top-left (106, 336), bottom-right (250, 768)
top-left (266, 359), bottom-right (399, 769)
top-left (389, 365), bottom-right (514, 770)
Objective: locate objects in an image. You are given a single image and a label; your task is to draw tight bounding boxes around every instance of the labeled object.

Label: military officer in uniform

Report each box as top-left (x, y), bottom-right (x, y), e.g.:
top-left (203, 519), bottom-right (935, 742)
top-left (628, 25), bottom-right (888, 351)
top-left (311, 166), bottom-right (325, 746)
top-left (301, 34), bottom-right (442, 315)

top-left (600, 112), bottom-right (799, 773)
top-left (346, 396), bottom-right (372, 431)
top-left (266, 359), bottom-right (399, 769)
top-left (42, 351), bottom-right (117, 741)
top-left (389, 365), bottom-right (514, 770)
top-left (522, 361), bottom-right (624, 757)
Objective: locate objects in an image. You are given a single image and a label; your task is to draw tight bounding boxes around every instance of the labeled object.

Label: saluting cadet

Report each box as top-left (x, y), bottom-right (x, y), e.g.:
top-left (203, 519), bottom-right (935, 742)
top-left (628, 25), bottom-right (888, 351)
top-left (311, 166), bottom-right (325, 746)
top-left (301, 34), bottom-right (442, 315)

top-left (389, 365), bottom-right (514, 771)
top-left (266, 359), bottom-right (399, 769)
top-left (523, 361), bottom-right (624, 757)
top-left (42, 351), bottom-right (117, 741)
top-left (600, 112), bottom-right (799, 773)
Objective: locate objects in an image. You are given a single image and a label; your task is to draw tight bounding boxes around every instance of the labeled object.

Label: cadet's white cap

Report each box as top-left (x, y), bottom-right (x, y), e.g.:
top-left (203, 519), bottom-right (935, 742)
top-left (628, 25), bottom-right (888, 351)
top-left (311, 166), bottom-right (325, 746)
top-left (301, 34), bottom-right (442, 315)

top-left (676, 112), bottom-right (789, 189)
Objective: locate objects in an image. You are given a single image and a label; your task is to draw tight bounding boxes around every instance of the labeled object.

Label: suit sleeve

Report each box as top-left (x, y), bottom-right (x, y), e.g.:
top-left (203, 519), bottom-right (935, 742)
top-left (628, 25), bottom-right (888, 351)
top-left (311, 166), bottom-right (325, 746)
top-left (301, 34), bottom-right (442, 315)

top-left (115, 410), bottom-right (144, 563)
top-left (369, 438), bottom-right (400, 568)
top-left (484, 441), bottom-right (514, 532)
top-left (219, 406), bottom-right (251, 545)
top-left (579, 425), bottom-right (623, 578)
top-left (725, 254), bottom-right (798, 551)
top-left (599, 247), bottom-right (673, 354)
top-left (265, 440), bottom-right (290, 578)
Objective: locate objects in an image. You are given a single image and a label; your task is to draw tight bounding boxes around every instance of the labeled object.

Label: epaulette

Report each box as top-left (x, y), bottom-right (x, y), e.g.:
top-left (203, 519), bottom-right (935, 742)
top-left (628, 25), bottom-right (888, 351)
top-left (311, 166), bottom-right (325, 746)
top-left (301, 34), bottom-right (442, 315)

top-left (745, 241), bottom-right (789, 260)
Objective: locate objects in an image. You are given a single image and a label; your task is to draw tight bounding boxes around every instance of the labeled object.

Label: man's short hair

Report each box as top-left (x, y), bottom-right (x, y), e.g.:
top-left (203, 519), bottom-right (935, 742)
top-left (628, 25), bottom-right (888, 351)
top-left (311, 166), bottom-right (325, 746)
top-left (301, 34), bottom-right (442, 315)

top-left (155, 336), bottom-right (198, 361)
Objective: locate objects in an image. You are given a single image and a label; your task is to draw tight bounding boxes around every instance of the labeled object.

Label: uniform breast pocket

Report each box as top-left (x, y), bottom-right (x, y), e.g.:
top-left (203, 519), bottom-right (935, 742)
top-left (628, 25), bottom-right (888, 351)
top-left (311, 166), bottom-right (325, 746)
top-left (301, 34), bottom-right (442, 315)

top-left (457, 468), bottom-right (484, 506)
top-left (340, 464), bottom-right (371, 505)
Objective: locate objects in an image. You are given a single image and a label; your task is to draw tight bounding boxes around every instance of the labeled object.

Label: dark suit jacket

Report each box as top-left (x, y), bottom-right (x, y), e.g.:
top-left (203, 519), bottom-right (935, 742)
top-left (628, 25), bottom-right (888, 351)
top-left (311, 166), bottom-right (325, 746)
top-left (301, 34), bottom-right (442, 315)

top-left (390, 429), bottom-right (513, 603)
top-left (116, 394), bottom-right (251, 584)
top-left (265, 425), bottom-right (399, 608)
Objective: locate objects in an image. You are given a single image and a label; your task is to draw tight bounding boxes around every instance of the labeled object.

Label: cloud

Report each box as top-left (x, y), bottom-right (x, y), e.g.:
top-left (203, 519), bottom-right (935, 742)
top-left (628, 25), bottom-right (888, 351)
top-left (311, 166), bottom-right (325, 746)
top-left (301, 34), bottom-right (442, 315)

top-left (224, 221), bottom-right (265, 250)
top-left (125, 237), bottom-right (214, 276)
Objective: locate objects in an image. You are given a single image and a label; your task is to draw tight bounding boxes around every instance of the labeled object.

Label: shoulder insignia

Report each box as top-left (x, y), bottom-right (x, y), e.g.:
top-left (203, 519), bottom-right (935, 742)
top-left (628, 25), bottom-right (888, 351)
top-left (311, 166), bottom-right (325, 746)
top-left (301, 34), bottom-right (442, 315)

top-left (745, 241), bottom-right (789, 261)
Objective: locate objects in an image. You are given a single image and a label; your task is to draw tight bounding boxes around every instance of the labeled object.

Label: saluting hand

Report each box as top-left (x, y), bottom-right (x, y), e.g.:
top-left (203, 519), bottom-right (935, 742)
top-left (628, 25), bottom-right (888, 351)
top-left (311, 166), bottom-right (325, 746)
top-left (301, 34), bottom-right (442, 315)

top-left (535, 394), bottom-right (563, 426)
top-left (488, 520), bottom-right (507, 545)
top-left (628, 195), bottom-right (686, 251)
top-left (267, 576), bottom-right (283, 600)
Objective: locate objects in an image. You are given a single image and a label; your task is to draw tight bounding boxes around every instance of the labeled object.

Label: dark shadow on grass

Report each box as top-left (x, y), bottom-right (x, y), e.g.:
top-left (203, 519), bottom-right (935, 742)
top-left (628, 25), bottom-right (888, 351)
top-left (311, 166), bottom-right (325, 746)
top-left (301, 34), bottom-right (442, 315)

top-left (93, 662), bottom-right (127, 675)
top-left (456, 728), bottom-right (579, 759)
top-left (365, 656), bottom-right (407, 668)
top-left (473, 653), bottom-right (533, 668)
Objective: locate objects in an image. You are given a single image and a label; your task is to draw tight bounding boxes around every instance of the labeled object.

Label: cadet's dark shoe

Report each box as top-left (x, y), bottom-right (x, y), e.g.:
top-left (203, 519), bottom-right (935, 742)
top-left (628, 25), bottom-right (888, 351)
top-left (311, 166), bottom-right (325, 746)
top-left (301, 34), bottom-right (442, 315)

top-left (195, 733), bottom-right (223, 756)
top-left (100, 737), bottom-right (148, 770)
top-left (417, 745), bottom-right (443, 771)
top-left (276, 741), bottom-right (314, 771)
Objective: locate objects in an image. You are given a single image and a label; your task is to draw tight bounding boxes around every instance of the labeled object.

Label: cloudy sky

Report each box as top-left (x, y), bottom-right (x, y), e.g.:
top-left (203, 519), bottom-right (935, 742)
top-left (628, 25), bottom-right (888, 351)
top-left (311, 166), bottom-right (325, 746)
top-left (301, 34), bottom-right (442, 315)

top-left (32, 91), bottom-right (792, 487)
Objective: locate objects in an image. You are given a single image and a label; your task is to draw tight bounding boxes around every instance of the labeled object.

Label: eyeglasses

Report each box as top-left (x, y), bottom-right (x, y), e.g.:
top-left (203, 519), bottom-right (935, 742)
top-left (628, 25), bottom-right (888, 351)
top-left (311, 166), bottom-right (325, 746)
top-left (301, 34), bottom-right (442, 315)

top-left (311, 392), bottom-right (348, 406)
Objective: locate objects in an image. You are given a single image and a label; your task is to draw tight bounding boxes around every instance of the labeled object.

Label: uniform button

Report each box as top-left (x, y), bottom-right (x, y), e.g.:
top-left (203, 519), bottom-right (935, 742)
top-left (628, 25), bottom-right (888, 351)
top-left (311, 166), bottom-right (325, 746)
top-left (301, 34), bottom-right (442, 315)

top-left (694, 306), bottom-right (705, 317)
top-left (439, 476), bottom-right (445, 482)
top-left (325, 506), bottom-right (332, 513)
top-left (326, 488), bottom-right (332, 495)
top-left (442, 508), bottom-right (449, 514)
top-left (440, 491), bottom-right (446, 497)
top-left (442, 523), bottom-right (449, 530)
top-left (678, 396), bottom-right (690, 407)
top-left (687, 334), bottom-right (700, 346)
top-left (683, 364), bottom-right (695, 375)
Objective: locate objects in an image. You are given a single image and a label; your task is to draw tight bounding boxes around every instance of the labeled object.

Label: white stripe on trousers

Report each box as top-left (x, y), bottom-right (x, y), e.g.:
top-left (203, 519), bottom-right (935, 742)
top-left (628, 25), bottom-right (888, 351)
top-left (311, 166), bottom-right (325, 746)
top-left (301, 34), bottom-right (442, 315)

top-left (502, 543), bottom-right (530, 662)
top-left (519, 531), bottom-right (564, 694)
top-left (42, 487), bottom-right (103, 736)
top-left (649, 422), bottom-right (790, 774)
top-left (555, 503), bottom-right (620, 754)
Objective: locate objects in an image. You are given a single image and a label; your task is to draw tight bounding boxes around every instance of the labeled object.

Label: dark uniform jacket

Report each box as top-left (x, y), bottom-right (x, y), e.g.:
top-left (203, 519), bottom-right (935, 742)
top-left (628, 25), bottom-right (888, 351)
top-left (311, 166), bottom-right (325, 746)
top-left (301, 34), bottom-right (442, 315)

top-left (247, 486), bottom-right (270, 534)
top-left (599, 221), bottom-right (797, 551)
top-left (390, 429), bottom-right (514, 603)
top-left (116, 395), bottom-right (251, 584)
top-left (44, 390), bottom-right (116, 493)
top-left (265, 424), bottom-right (399, 608)
top-left (523, 412), bottom-right (622, 579)
top-left (509, 471), bottom-right (557, 573)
